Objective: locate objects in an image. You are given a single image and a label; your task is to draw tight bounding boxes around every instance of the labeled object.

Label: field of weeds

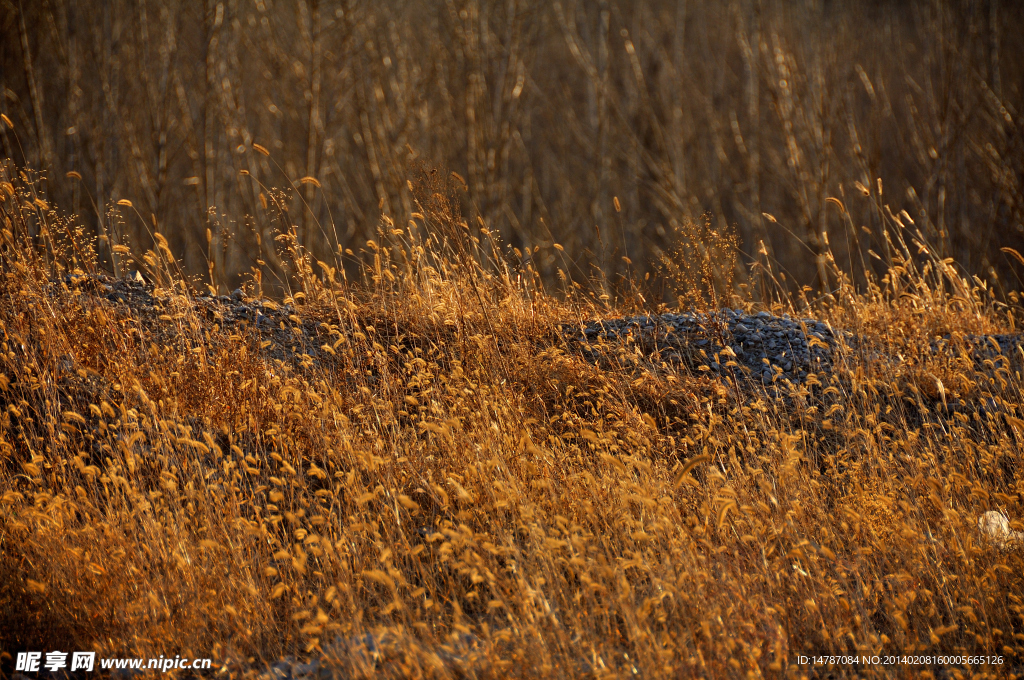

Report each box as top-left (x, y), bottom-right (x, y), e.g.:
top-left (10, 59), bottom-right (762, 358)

top-left (3, 1), bottom-right (1024, 677)
top-left (2, 153), bottom-right (1024, 679)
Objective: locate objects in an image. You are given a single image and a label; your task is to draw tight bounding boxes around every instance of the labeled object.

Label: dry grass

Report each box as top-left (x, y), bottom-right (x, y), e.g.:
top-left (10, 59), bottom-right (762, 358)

top-left (2, 158), bottom-right (1024, 679)
top-left (2, 1), bottom-right (1023, 296)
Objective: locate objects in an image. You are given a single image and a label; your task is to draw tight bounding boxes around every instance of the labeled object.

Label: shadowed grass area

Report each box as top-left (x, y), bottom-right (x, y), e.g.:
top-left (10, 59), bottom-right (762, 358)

top-left (3, 1), bottom-right (1024, 296)
top-left (1, 161), bottom-right (1024, 679)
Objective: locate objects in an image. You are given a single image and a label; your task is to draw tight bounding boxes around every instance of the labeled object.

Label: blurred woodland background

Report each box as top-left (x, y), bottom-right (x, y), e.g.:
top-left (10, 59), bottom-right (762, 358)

top-left (1, 0), bottom-right (1023, 300)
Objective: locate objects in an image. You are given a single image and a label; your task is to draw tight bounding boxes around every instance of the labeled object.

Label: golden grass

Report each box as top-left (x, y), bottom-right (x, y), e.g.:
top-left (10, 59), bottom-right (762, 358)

top-left (2, 161), bottom-right (1024, 679)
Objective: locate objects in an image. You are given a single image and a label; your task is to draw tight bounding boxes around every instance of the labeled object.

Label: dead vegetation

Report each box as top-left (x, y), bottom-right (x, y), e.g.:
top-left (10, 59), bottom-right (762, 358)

top-left (3, 1), bottom-right (1023, 296)
top-left (1, 155), bottom-right (1024, 679)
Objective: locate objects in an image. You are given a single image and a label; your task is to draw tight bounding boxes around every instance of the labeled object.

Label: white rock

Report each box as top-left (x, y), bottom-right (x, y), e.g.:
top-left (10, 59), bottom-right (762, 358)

top-left (978, 511), bottom-right (1024, 548)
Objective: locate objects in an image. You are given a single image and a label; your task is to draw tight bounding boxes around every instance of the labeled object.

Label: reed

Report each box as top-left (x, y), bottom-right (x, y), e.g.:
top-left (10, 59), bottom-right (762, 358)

top-left (1, 1), bottom-right (1021, 299)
